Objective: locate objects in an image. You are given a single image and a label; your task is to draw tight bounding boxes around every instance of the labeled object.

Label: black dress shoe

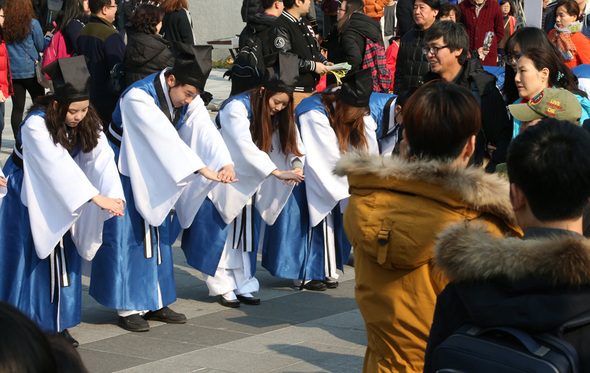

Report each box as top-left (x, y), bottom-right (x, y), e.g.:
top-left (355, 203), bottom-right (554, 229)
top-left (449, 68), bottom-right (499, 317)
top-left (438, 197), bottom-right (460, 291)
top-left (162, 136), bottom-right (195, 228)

top-left (59, 329), bottom-right (79, 348)
top-left (218, 295), bottom-right (241, 308)
top-left (323, 277), bottom-right (339, 289)
top-left (236, 294), bottom-right (261, 305)
top-left (118, 314), bottom-right (150, 332)
top-left (143, 306), bottom-right (186, 324)
top-left (302, 280), bottom-right (327, 291)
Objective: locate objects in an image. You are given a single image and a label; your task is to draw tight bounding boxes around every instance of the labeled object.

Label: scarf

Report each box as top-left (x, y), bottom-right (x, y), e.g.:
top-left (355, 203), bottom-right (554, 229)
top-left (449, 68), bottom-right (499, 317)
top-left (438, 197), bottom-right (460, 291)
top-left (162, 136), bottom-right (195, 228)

top-left (552, 21), bottom-right (582, 61)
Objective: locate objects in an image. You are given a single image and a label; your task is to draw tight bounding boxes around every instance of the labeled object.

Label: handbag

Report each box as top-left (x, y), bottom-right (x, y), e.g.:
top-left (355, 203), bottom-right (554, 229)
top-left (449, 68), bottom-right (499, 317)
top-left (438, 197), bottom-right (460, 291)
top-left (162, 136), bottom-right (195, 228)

top-left (19, 42), bottom-right (52, 90)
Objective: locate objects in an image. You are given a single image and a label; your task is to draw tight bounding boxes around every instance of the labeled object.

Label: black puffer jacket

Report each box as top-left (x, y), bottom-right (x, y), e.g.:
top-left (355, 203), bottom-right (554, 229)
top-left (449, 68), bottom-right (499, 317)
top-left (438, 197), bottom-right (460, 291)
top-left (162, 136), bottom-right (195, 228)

top-left (241, 0), bottom-right (262, 23)
top-left (161, 9), bottom-right (194, 45)
top-left (425, 225), bottom-right (590, 373)
top-left (332, 13), bottom-right (382, 73)
top-left (125, 30), bottom-right (175, 87)
top-left (424, 58), bottom-right (512, 172)
top-left (238, 12), bottom-right (277, 56)
top-left (393, 26), bottom-right (430, 94)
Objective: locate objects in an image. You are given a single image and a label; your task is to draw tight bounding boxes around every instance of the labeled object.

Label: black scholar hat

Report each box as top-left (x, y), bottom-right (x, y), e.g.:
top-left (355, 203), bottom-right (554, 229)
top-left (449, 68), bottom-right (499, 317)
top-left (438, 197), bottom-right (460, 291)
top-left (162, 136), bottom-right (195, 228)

top-left (262, 52), bottom-right (299, 94)
top-left (172, 43), bottom-right (213, 92)
top-left (339, 68), bottom-right (373, 108)
top-left (43, 55), bottom-right (90, 103)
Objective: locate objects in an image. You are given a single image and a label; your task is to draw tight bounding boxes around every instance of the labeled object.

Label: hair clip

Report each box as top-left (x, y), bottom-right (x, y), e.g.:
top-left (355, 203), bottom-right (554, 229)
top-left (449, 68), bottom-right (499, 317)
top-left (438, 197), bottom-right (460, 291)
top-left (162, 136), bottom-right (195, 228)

top-left (557, 71), bottom-right (564, 82)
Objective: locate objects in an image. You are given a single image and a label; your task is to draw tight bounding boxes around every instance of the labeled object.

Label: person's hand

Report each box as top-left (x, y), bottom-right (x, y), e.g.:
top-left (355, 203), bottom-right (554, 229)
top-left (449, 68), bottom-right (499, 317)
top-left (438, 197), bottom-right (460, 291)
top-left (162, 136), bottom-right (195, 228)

top-left (273, 169), bottom-right (305, 185)
top-left (283, 168), bottom-right (304, 186)
top-left (478, 47), bottom-right (490, 60)
top-left (197, 167), bottom-right (221, 182)
top-left (0, 91), bottom-right (6, 103)
top-left (315, 62), bottom-right (330, 75)
top-left (0, 177), bottom-right (6, 188)
top-left (92, 195), bottom-right (124, 216)
top-left (487, 142), bottom-right (497, 157)
top-left (217, 165), bottom-right (238, 183)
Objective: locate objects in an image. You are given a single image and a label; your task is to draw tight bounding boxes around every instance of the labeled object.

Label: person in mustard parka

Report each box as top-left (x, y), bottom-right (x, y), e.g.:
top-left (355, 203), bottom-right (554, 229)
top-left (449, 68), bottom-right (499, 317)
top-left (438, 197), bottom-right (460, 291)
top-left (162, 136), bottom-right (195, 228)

top-left (335, 81), bottom-right (522, 373)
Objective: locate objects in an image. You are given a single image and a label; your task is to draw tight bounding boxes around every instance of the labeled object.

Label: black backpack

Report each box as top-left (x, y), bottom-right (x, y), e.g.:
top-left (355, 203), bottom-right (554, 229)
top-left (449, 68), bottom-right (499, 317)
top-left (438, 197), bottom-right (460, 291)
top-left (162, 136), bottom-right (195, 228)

top-left (226, 36), bottom-right (266, 96)
top-left (431, 312), bottom-right (590, 373)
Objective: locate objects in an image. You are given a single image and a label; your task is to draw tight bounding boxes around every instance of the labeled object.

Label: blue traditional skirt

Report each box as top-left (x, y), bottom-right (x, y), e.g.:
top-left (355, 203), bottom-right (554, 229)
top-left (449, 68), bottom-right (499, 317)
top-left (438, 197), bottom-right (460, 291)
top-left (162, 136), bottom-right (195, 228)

top-left (0, 158), bottom-right (82, 332)
top-left (89, 143), bottom-right (176, 311)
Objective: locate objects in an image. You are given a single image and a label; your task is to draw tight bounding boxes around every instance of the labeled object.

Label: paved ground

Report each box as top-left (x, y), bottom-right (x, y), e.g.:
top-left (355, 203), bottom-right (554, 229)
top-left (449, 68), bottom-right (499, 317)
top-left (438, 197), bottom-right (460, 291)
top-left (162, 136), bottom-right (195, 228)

top-left (0, 70), bottom-right (367, 373)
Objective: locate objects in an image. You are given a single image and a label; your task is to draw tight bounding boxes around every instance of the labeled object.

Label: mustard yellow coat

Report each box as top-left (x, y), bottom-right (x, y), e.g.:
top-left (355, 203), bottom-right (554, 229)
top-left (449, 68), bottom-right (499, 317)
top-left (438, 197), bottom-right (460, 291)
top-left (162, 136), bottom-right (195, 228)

top-left (334, 152), bottom-right (522, 373)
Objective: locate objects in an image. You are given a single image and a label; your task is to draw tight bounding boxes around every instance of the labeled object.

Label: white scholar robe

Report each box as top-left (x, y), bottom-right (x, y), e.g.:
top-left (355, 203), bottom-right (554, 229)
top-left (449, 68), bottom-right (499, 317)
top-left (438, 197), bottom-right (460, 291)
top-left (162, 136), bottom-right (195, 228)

top-left (118, 86), bottom-right (206, 226)
top-left (21, 116), bottom-right (124, 260)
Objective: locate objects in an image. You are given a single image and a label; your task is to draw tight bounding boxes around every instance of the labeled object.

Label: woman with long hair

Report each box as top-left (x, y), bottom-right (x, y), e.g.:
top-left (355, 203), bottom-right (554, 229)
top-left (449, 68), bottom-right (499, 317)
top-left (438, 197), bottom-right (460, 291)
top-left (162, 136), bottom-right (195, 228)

top-left (325, 0), bottom-right (383, 75)
top-left (336, 81), bottom-right (521, 372)
top-left (548, 0), bottom-right (590, 69)
top-left (0, 56), bottom-right (124, 346)
top-left (503, 27), bottom-right (564, 105)
top-left (125, 4), bottom-right (174, 86)
top-left (158, 0), bottom-right (193, 45)
top-left (512, 49), bottom-right (590, 137)
top-left (181, 53), bottom-right (304, 307)
top-left (4, 0), bottom-right (45, 138)
top-left (54, 0), bottom-right (87, 54)
top-left (295, 68), bottom-right (378, 290)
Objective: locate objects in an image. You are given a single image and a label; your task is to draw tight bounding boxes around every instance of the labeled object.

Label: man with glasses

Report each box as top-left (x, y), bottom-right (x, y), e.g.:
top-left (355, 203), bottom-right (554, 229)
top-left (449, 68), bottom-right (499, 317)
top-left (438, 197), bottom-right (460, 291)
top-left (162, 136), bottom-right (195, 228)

top-left (77, 0), bottom-right (125, 126)
top-left (393, 0), bottom-right (440, 94)
top-left (423, 20), bottom-right (512, 173)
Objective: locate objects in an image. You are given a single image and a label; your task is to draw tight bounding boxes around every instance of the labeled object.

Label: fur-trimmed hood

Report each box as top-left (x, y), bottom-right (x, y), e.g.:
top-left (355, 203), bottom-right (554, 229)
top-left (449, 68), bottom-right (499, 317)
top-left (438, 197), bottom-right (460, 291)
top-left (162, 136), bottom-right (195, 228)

top-left (334, 151), bottom-right (518, 227)
top-left (436, 223), bottom-right (590, 286)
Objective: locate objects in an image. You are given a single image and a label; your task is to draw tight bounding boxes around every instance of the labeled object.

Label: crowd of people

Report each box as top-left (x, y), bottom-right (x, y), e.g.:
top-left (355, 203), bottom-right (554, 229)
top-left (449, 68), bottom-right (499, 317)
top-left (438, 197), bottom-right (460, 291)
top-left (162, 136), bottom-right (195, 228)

top-left (1, 0), bottom-right (590, 372)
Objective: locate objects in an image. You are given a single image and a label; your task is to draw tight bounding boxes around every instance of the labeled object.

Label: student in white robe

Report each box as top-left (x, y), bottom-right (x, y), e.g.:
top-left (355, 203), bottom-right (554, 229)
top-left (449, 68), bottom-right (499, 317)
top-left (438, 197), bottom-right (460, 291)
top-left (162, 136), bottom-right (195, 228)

top-left (90, 43), bottom-right (237, 332)
top-left (296, 68), bottom-right (379, 290)
top-left (181, 53), bottom-right (305, 307)
top-left (0, 56), bottom-right (125, 346)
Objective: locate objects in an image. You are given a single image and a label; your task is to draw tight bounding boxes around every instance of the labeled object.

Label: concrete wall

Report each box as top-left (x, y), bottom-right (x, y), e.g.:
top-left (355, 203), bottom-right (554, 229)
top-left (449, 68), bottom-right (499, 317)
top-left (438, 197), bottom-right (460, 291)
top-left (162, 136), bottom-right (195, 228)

top-left (186, 0), bottom-right (246, 60)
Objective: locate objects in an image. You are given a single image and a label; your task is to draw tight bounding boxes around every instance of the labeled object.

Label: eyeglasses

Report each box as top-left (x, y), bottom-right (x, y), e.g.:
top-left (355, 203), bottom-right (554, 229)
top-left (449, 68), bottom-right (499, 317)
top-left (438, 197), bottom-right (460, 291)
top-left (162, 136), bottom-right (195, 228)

top-left (503, 54), bottom-right (519, 65)
top-left (422, 45), bottom-right (449, 55)
top-left (107, 3), bottom-right (118, 8)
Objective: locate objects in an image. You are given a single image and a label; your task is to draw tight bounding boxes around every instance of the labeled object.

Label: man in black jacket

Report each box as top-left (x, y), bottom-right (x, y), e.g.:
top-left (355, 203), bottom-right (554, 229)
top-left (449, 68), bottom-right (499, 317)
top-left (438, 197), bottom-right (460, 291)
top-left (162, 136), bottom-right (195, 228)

top-left (424, 119), bottom-right (590, 373)
top-left (271, 0), bottom-right (331, 106)
top-left (239, 0), bottom-right (283, 53)
top-left (393, 0), bottom-right (439, 94)
top-left (423, 20), bottom-right (511, 172)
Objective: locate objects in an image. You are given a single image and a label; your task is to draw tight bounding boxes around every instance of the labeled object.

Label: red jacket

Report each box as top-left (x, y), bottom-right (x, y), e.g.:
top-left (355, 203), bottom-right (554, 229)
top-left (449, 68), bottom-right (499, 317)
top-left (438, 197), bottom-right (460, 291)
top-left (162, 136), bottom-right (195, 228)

top-left (0, 40), bottom-right (12, 99)
top-left (459, 0), bottom-right (504, 66)
top-left (548, 29), bottom-right (590, 69)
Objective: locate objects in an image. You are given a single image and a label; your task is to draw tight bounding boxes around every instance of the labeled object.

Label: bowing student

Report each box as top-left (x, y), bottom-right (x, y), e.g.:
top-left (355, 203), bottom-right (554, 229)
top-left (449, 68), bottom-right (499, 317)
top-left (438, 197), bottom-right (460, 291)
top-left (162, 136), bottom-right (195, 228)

top-left (90, 43), bottom-right (237, 332)
top-left (0, 56), bottom-right (125, 346)
top-left (296, 68), bottom-right (379, 290)
top-left (181, 53), bottom-right (305, 307)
